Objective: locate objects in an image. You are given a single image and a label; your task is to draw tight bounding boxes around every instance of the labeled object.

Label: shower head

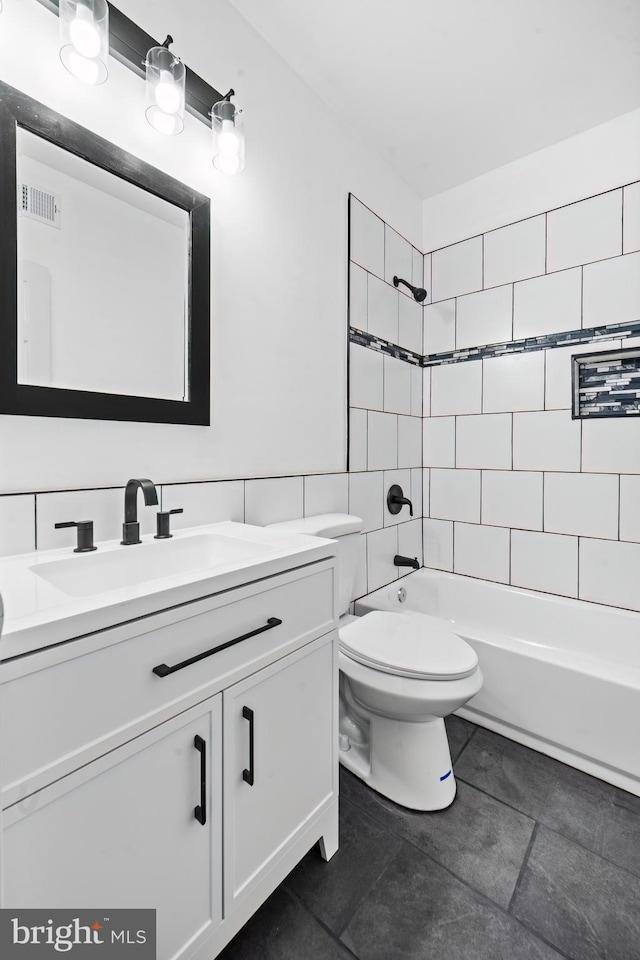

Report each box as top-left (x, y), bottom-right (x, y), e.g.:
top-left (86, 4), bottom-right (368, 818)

top-left (393, 276), bottom-right (428, 302)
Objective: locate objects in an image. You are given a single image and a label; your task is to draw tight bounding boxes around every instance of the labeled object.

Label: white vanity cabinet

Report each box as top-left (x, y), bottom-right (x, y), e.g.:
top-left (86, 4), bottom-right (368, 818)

top-left (3, 699), bottom-right (224, 960)
top-left (0, 554), bottom-right (338, 960)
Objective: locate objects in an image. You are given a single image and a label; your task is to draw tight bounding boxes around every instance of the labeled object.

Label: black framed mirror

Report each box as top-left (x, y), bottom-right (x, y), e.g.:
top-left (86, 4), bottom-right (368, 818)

top-left (0, 81), bottom-right (211, 425)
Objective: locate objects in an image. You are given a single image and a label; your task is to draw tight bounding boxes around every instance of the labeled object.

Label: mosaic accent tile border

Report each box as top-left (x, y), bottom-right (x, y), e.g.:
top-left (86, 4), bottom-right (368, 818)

top-left (573, 348), bottom-right (640, 419)
top-left (349, 320), bottom-right (640, 369)
top-left (349, 328), bottom-right (423, 366)
top-left (422, 320), bottom-right (640, 367)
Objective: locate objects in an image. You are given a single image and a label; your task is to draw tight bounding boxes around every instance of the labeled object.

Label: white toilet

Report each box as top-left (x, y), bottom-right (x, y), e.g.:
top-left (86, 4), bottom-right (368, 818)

top-left (267, 514), bottom-right (483, 811)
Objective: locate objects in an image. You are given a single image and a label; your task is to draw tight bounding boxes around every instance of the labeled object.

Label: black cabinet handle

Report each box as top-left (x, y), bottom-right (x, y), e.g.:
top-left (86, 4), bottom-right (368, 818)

top-left (242, 706), bottom-right (254, 786)
top-left (152, 617), bottom-right (283, 678)
top-left (194, 735), bottom-right (206, 825)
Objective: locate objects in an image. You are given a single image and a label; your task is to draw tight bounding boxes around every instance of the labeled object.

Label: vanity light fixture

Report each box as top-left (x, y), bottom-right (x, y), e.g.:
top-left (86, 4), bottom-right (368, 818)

top-left (211, 92), bottom-right (245, 175)
top-left (59, 0), bottom-right (109, 85)
top-left (393, 276), bottom-right (428, 302)
top-left (145, 35), bottom-right (185, 136)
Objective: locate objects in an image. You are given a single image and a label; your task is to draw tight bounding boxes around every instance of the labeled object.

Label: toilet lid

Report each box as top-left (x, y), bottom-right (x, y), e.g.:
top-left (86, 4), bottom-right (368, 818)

top-left (339, 611), bottom-right (478, 680)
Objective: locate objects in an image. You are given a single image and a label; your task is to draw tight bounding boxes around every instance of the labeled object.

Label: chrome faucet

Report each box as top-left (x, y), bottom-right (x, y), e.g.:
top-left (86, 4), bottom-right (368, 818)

top-left (121, 478), bottom-right (159, 545)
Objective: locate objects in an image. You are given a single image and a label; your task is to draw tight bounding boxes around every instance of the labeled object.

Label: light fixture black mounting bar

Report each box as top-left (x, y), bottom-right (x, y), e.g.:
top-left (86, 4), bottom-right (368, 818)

top-left (34, 0), bottom-right (225, 126)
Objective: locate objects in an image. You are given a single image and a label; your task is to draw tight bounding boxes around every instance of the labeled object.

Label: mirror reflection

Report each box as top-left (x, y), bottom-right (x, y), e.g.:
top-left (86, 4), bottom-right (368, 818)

top-left (16, 127), bottom-right (190, 401)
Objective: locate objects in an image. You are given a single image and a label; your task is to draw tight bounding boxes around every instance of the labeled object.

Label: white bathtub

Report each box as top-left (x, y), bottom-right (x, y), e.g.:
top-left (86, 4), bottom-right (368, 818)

top-left (355, 569), bottom-right (640, 797)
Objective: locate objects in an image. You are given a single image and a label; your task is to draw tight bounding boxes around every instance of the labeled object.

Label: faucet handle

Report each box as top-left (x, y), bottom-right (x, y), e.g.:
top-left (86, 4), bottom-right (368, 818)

top-left (55, 520), bottom-right (97, 553)
top-left (154, 508), bottom-right (184, 540)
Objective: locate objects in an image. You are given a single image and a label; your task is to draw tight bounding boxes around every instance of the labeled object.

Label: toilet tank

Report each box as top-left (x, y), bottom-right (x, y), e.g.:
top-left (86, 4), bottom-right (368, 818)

top-left (265, 513), bottom-right (363, 616)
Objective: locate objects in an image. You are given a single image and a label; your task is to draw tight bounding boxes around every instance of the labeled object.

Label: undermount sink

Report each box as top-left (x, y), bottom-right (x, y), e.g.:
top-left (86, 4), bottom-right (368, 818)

top-left (30, 532), bottom-right (276, 598)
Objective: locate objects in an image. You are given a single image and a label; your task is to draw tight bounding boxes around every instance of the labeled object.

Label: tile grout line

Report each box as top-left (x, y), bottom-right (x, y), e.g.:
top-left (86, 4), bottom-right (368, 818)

top-left (507, 821), bottom-right (539, 913)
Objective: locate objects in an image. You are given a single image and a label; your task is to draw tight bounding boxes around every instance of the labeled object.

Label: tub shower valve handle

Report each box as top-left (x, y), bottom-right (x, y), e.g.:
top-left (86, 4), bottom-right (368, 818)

top-left (154, 508), bottom-right (183, 539)
top-left (387, 484), bottom-right (414, 517)
top-left (54, 520), bottom-right (97, 553)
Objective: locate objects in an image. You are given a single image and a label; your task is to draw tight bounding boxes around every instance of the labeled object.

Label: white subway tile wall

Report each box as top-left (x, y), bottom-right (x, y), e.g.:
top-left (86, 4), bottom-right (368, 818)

top-left (420, 177), bottom-right (640, 612)
top-left (483, 215), bottom-right (546, 288)
top-left (623, 182), bottom-right (640, 254)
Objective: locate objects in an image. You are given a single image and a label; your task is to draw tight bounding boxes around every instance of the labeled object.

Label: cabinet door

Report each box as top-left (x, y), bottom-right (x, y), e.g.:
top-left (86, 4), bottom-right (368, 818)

top-left (2, 699), bottom-right (222, 960)
top-left (223, 637), bottom-right (334, 910)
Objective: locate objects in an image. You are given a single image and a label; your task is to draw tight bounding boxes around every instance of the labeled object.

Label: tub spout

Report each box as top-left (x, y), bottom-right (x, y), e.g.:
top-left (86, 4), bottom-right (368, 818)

top-left (394, 555), bottom-right (420, 570)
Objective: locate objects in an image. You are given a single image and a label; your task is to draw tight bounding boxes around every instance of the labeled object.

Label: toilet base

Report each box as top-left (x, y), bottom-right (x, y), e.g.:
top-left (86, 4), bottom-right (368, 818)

top-left (339, 708), bottom-right (456, 811)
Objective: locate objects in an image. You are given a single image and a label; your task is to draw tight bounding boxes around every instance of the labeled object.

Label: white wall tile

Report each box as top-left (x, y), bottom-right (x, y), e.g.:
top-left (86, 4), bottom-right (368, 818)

top-left (483, 352), bottom-right (545, 413)
top-left (244, 477), bottom-right (304, 526)
top-left (398, 416), bottom-right (422, 469)
top-left (352, 533), bottom-right (368, 599)
top-left (349, 471), bottom-right (384, 533)
top-left (483, 215), bottom-right (546, 287)
top-left (304, 473), bottom-right (349, 517)
top-left (398, 296), bottom-right (423, 354)
top-left (511, 530), bottom-right (578, 597)
top-left (161, 481), bottom-right (244, 531)
top-left (350, 197), bottom-right (384, 278)
top-left (513, 268), bottom-right (581, 339)
top-left (620, 475), bottom-right (640, 543)
top-left (349, 408), bottom-right (367, 472)
top-left (385, 225), bottom-right (413, 292)
top-left (430, 469), bottom-right (480, 523)
top-left (456, 414), bottom-right (512, 469)
top-left (582, 251), bottom-right (640, 328)
top-left (37, 488), bottom-right (153, 551)
top-left (367, 411), bottom-right (398, 471)
top-left (513, 411), bottom-right (581, 472)
top-left (410, 468), bottom-right (423, 519)
top-left (423, 416), bottom-right (455, 467)
top-left (454, 522), bottom-right (510, 583)
top-left (547, 190), bottom-right (622, 272)
top-left (423, 518), bottom-right (453, 571)
top-left (424, 300), bottom-right (455, 355)
top-left (0, 494), bottom-right (35, 556)
top-left (579, 538), bottom-right (640, 612)
top-left (623, 181), bottom-right (640, 254)
top-left (398, 519), bottom-right (423, 570)
top-left (482, 472), bottom-right (543, 530)
top-left (431, 360), bottom-right (483, 416)
top-left (383, 469), bottom-right (412, 527)
top-left (413, 248), bottom-right (426, 296)
top-left (383, 355), bottom-right (411, 414)
top-left (422, 253), bottom-right (432, 304)
top-left (456, 285), bottom-right (512, 350)
top-left (410, 366), bottom-right (422, 417)
top-left (544, 473), bottom-right (618, 540)
top-left (350, 344), bottom-right (384, 410)
top-left (582, 417), bottom-right (640, 473)
top-left (367, 274), bottom-right (399, 343)
top-left (349, 262), bottom-right (368, 330)
top-left (423, 469), bottom-right (430, 517)
top-left (422, 368), bottom-right (431, 417)
top-left (545, 339), bottom-right (622, 410)
top-left (432, 237), bottom-right (482, 302)
top-left (367, 525), bottom-right (398, 590)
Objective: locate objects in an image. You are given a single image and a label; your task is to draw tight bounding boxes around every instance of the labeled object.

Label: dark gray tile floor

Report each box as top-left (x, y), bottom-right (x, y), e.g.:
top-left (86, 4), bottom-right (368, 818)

top-left (219, 718), bottom-right (640, 960)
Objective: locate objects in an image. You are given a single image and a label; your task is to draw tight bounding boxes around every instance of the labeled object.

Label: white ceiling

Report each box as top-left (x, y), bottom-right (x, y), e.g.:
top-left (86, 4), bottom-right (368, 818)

top-left (228, 0), bottom-right (640, 199)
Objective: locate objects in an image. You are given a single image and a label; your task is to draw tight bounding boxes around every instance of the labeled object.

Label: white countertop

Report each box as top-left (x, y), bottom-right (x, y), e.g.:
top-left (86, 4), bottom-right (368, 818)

top-left (0, 522), bottom-right (336, 661)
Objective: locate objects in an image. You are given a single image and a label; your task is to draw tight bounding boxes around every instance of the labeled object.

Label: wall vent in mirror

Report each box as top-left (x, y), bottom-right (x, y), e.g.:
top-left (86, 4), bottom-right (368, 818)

top-left (572, 348), bottom-right (640, 419)
top-left (18, 183), bottom-right (62, 227)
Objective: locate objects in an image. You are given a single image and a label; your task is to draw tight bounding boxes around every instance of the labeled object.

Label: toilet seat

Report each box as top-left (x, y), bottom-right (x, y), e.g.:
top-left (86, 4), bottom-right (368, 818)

top-left (339, 611), bottom-right (478, 681)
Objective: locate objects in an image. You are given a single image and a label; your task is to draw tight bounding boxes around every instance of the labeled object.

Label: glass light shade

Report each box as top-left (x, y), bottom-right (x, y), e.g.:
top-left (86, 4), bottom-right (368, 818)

top-left (59, 0), bottom-right (108, 85)
top-left (145, 46), bottom-right (185, 136)
top-left (212, 100), bottom-right (245, 175)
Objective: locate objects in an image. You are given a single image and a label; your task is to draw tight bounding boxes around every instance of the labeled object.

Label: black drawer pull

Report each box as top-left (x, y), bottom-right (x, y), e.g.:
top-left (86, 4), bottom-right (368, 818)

top-left (242, 706), bottom-right (255, 786)
top-left (152, 617), bottom-right (283, 678)
top-left (194, 735), bottom-right (206, 826)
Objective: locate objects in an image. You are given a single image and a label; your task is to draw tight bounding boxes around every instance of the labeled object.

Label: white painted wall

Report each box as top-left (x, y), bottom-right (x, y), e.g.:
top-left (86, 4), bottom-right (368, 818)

top-left (0, 0), bottom-right (421, 493)
top-left (423, 108), bottom-right (640, 252)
